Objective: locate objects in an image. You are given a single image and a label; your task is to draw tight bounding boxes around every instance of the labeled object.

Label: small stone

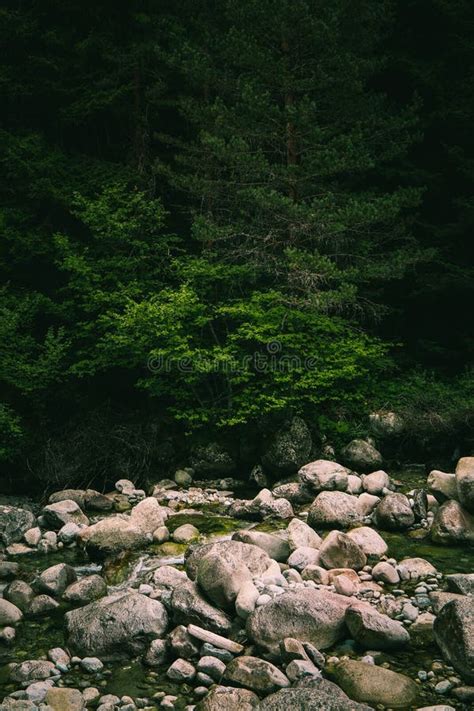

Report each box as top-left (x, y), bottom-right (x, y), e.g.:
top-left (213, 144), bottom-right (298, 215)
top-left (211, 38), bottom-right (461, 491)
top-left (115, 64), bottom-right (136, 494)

top-left (172, 524), bottom-right (200, 544)
top-left (166, 659), bottom-right (196, 683)
top-left (80, 657), bottom-right (103, 673)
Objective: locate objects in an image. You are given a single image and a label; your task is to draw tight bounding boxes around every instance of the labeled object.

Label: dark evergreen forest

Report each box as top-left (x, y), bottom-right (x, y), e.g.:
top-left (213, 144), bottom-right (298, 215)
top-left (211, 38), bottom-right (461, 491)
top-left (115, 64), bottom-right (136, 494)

top-left (1, 0), bottom-right (473, 492)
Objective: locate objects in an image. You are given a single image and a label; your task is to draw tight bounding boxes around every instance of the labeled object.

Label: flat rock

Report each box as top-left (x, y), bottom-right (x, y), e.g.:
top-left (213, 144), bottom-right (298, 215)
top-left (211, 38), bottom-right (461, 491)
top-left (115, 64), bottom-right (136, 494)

top-left (330, 659), bottom-right (418, 708)
top-left (223, 656), bottom-right (290, 694)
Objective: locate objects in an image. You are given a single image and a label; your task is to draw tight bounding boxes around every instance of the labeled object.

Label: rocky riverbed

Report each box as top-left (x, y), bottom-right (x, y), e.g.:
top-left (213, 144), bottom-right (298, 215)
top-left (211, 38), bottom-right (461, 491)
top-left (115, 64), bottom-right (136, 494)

top-left (0, 457), bottom-right (473, 711)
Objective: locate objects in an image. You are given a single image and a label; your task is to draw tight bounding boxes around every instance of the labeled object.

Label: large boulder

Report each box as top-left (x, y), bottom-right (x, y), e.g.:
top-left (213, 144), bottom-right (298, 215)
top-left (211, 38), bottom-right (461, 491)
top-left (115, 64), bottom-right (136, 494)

top-left (446, 573), bottom-right (474, 596)
top-left (196, 685), bottom-right (259, 711)
top-left (286, 519), bottom-right (322, 552)
top-left (396, 557), bottom-right (437, 581)
top-left (48, 489), bottom-right (112, 511)
top-left (65, 592), bottom-right (168, 658)
top-left (297, 460), bottom-right (348, 492)
top-left (63, 574), bottom-right (107, 605)
top-left (258, 679), bottom-right (373, 711)
top-left (185, 540), bottom-right (271, 581)
top-left (0, 506), bottom-right (35, 546)
top-left (223, 656), bottom-right (290, 694)
top-left (362, 470), bottom-right (390, 496)
top-left (307, 492), bottom-right (362, 529)
top-left (261, 417), bottom-right (312, 476)
top-left (340, 440), bottom-right (382, 472)
top-left (0, 599), bottom-right (23, 626)
top-left (433, 597), bottom-right (474, 682)
top-left (431, 500), bottom-right (474, 544)
top-left (247, 588), bottom-right (352, 655)
top-left (171, 580), bottom-right (232, 634)
top-left (318, 531), bottom-right (366, 571)
top-left (45, 688), bottom-right (85, 711)
top-left (42, 500), bottom-right (89, 529)
top-left (34, 563), bottom-right (76, 597)
top-left (232, 530), bottom-right (290, 562)
top-left (373, 493), bottom-right (414, 531)
top-left (79, 497), bottom-right (167, 558)
top-left (427, 471), bottom-right (458, 501)
top-left (345, 603), bottom-right (410, 650)
top-left (456, 457), bottom-right (474, 513)
top-left (197, 554), bottom-right (252, 610)
top-left (330, 659), bottom-right (418, 708)
top-left (346, 527), bottom-right (387, 558)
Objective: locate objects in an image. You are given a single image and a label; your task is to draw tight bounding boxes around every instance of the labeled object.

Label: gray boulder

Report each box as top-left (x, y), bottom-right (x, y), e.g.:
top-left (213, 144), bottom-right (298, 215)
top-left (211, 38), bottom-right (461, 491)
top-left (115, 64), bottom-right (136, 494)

top-left (434, 597), bottom-right (474, 683)
top-left (196, 685), bottom-right (259, 711)
top-left (340, 440), bottom-right (383, 472)
top-left (223, 656), bottom-right (290, 694)
top-left (345, 603), bottom-right (410, 650)
top-left (197, 554), bottom-right (251, 610)
top-left (319, 531), bottom-right (366, 571)
top-left (35, 563), bottom-right (76, 597)
top-left (63, 574), bottom-right (107, 605)
top-left (346, 526), bottom-right (387, 558)
top-left (190, 443), bottom-right (235, 476)
top-left (330, 659), bottom-right (418, 708)
top-left (297, 460), bottom-right (348, 492)
top-left (42, 500), bottom-right (89, 529)
top-left (373, 493), bottom-right (414, 531)
top-left (431, 499), bottom-right (474, 544)
top-left (287, 518), bottom-right (322, 551)
top-left (0, 506), bottom-right (35, 545)
top-left (185, 540), bottom-right (271, 581)
top-left (427, 470), bottom-right (458, 501)
top-left (307, 491), bottom-right (362, 529)
top-left (456, 457), bottom-right (474, 513)
top-left (259, 678), bottom-right (373, 711)
top-left (261, 417), bottom-right (312, 476)
top-left (48, 489), bottom-right (112, 511)
top-left (446, 573), bottom-right (474, 596)
top-left (66, 592), bottom-right (168, 657)
top-left (247, 588), bottom-right (352, 655)
top-left (171, 580), bottom-right (232, 634)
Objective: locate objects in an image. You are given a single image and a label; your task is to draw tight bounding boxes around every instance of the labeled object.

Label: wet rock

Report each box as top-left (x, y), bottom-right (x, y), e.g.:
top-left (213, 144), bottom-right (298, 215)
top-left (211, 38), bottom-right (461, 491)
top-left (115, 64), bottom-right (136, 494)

top-left (144, 638), bottom-right (169, 666)
top-left (330, 659), bottom-right (418, 708)
top-left (197, 554), bottom-right (252, 610)
top-left (0, 506), bottom-right (35, 546)
top-left (63, 574), bottom-right (107, 605)
top-left (169, 625), bottom-right (199, 659)
top-left (297, 460), bottom-right (348, 492)
top-left (0, 599), bottom-right (22, 626)
top-left (434, 597), bottom-right (474, 682)
top-left (373, 493), bottom-right (415, 530)
top-left (431, 499), bottom-right (474, 543)
top-left (28, 594), bottom-right (59, 616)
top-left (446, 572), bottom-right (474, 595)
top-left (35, 563), bottom-right (77, 597)
top-left (340, 440), bottom-right (383, 472)
top-left (307, 492), bottom-right (362, 529)
top-left (247, 588), bottom-right (352, 655)
top-left (66, 592), bottom-right (168, 658)
top-left (259, 678), bottom-right (373, 711)
top-left (397, 557), bottom-right (437, 581)
top-left (167, 658), bottom-right (196, 683)
top-left (45, 688), bottom-right (85, 711)
top-left (0, 562), bottom-right (20, 580)
top-left (456, 457), bottom-right (474, 513)
top-left (171, 580), bottom-right (232, 634)
top-left (173, 524), bottom-right (200, 543)
top-left (286, 518), bottom-right (322, 551)
top-left (10, 660), bottom-right (56, 683)
top-left (185, 540), bottom-right (270, 581)
top-left (346, 526), bottom-right (387, 558)
top-left (427, 471), bottom-right (458, 501)
top-left (345, 603), bottom-right (410, 650)
top-left (232, 530), bottom-right (290, 562)
top-left (224, 655), bottom-right (290, 694)
top-left (3, 580), bottom-right (34, 613)
top-left (261, 416), bottom-right (312, 477)
top-left (196, 685), bottom-right (259, 711)
top-left (319, 531), bottom-right (366, 571)
top-left (42, 500), bottom-right (89, 529)
top-left (362, 470), bottom-right (390, 495)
